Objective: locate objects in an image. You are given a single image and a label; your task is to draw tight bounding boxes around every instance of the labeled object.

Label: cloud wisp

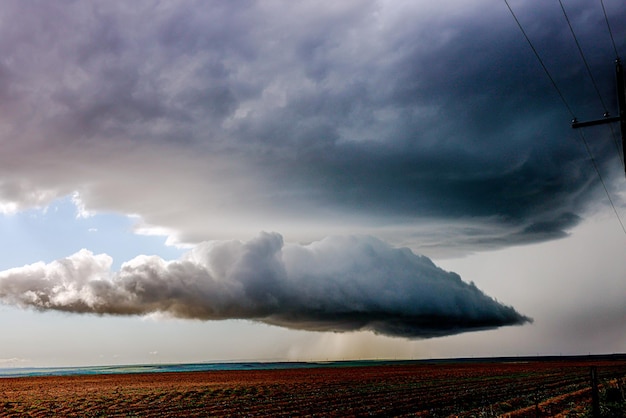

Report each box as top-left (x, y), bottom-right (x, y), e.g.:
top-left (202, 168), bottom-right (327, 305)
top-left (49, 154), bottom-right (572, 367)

top-left (0, 233), bottom-right (530, 338)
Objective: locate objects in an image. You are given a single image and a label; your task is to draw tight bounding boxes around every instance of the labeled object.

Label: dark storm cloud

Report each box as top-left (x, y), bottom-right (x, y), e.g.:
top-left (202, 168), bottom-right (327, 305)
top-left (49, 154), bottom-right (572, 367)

top-left (0, 0), bottom-right (624, 251)
top-left (0, 233), bottom-right (530, 338)
top-left (258, 0), bottom-right (625, 243)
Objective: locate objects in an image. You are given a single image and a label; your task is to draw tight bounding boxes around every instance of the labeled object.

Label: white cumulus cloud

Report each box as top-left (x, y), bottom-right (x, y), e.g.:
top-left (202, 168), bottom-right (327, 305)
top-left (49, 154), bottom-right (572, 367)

top-left (0, 233), bottom-right (530, 338)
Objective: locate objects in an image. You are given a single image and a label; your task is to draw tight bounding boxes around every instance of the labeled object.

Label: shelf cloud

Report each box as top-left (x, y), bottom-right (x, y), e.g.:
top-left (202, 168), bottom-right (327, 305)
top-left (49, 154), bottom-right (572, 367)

top-left (0, 1), bottom-right (623, 255)
top-left (0, 233), bottom-right (530, 338)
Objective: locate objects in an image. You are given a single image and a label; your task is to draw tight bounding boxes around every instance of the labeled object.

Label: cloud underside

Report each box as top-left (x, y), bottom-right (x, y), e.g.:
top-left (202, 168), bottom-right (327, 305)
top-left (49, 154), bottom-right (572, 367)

top-left (0, 1), bottom-right (624, 253)
top-left (0, 233), bottom-right (530, 338)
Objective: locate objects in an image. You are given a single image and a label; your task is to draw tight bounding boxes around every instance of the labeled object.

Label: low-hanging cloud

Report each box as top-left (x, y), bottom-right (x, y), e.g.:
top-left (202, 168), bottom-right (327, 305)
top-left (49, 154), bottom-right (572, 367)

top-left (0, 233), bottom-right (530, 338)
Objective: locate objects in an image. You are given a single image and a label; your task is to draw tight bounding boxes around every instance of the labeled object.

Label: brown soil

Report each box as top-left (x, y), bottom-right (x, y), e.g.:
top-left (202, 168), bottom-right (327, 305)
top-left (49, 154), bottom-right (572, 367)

top-left (0, 359), bottom-right (624, 417)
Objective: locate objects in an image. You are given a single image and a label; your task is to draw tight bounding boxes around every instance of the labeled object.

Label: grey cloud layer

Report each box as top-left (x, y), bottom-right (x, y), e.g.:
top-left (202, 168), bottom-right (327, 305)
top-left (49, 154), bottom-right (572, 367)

top-left (0, 1), bottom-right (624, 251)
top-left (0, 233), bottom-right (529, 338)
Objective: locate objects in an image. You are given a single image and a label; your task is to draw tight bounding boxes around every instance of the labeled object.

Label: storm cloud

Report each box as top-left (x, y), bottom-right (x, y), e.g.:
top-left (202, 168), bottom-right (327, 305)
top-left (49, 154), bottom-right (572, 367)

top-left (0, 1), bottom-right (623, 254)
top-left (0, 233), bottom-right (529, 338)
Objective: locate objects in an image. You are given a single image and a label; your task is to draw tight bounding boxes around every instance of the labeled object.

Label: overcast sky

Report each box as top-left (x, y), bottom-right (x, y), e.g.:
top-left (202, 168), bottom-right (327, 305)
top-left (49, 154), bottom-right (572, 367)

top-left (0, 0), bottom-right (625, 367)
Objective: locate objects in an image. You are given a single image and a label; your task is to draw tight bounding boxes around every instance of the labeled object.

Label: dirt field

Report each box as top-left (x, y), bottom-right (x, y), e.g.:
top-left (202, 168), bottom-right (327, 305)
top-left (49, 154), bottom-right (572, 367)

top-left (0, 359), bottom-right (625, 417)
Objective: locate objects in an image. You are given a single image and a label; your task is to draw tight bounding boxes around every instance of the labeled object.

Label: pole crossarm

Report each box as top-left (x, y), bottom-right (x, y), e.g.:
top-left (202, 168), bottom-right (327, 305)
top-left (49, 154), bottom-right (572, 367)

top-left (572, 59), bottom-right (626, 175)
top-left (571, 115), bottom-right (620, 128)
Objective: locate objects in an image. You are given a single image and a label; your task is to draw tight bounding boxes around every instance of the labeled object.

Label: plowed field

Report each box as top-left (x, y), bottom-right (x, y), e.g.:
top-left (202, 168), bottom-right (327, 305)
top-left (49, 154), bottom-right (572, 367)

top-left (0, 359), bottom-right (625, 417)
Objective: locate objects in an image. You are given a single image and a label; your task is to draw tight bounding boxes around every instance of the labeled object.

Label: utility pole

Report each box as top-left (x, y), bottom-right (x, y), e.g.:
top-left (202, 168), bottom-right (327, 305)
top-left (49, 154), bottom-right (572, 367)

top-left (572, 59), bottom-right (626, 176)
top-left (590, 366), bottom-right (600, 418)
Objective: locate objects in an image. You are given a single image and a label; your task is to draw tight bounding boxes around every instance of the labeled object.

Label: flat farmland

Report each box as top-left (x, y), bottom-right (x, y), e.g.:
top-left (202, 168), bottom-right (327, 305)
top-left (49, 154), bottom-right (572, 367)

top-left (0, 359), bottom-right (625, 417)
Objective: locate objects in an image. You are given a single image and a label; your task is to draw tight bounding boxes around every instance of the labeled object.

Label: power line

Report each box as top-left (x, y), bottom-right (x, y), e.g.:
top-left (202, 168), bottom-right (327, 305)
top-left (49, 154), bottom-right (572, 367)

top-left (600, 0), bottom-right (620, 60)
top-left (577, 129), bottom-right (626, 236)
top-left (503, 0), bottom-right (575, 119)
top-left (504, 0), bottom-right (626, 238)
top-left (558, 0), bottom-right (609, 114)
top-left (559, 0), bottom-right (625, 170)
top-left (599, 0), bottom-right (625, 169)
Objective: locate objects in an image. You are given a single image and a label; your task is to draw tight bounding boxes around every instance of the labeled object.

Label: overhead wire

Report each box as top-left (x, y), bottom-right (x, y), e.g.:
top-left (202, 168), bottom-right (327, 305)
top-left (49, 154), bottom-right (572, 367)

top-left (578, 129), bottom-right (626, 236)
top-left (503, 0), bottom-right (626, 237)
top-left (598, 0), bottom-right (625, 169)
top-left (558, 0), bottom-right (626, 235)
top-left (502, 0), bottom-right (576, 119)
top-left (600, 0), bottom-right (620, 60)
top-left (558, 0), bottom-right (624, 169)
top-left (558, 0), bottom-right (609, 113)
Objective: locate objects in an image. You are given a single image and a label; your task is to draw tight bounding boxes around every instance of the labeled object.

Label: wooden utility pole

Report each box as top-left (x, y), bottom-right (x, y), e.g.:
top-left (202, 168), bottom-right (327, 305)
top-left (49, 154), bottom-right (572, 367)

top-left (590, 366), bottom-right (600, 418)
top-left (572, 59), bottom-right (626, 176)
